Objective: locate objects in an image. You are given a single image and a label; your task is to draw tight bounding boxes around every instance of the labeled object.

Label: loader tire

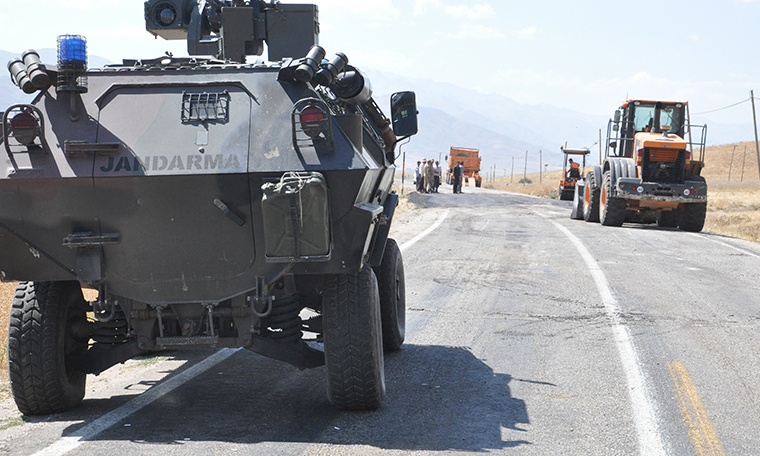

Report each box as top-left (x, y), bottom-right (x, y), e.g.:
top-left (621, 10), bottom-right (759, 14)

top-left (374, 238), bottom-right (405, 352)
top-left (600, 171), bottom-right (626, 227)
top-left (323, 265), bottom-right (385, 410)
top-left (560, 188), bottom-right (574, 201)
top-left (8, 281), bottom-right (89, 415)
top-left (679, 203), bottom-right (707, 232)
top-left (583, 173), bottom-right (600, 223)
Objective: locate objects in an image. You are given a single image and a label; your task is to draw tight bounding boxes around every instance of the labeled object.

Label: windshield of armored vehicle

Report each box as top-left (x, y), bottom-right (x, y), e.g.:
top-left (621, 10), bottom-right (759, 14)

top-left (632, 103), bottom-right (684, 133)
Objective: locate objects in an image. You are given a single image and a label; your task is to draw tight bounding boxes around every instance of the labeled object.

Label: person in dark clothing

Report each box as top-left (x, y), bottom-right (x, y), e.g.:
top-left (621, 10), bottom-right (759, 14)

top-left (415, 160), bottom-right (424, 192)
top-left (452, 161), bottom-right (463, 193)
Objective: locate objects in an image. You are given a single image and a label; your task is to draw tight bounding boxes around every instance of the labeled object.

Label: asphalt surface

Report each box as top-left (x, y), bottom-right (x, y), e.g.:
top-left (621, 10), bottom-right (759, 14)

top-left (2, 182), bottom-right (760, 455)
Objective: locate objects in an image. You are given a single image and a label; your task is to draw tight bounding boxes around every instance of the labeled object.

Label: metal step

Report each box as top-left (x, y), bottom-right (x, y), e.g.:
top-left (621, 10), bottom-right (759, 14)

top-left (156, 335), bottom-right (219, 348)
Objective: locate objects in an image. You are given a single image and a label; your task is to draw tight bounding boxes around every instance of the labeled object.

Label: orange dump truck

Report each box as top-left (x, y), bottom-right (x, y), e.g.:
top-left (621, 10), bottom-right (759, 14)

top-left (446, 147), bottom-right (482, 187)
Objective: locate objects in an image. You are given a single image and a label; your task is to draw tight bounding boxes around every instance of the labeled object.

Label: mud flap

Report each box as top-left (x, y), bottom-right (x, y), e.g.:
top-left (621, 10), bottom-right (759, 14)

top-left (571, 181), bottom-right (585, 220)
top-left (368, 193), bottom-right (398, 268)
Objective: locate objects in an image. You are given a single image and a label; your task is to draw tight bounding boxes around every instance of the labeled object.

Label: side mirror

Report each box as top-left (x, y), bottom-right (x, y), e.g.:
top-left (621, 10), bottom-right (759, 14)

top-left (612, 109), bottom-right (621, 131)
top-left (391, 91), bottom-right (418, 137)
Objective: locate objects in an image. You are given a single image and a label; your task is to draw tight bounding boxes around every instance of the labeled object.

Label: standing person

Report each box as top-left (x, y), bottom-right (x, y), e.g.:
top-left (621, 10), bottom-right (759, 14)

top-left (456, 161), bottom-right (465, 193)
top-left (424, 159), bottom-right (435, 193)
top-left (415, 160), bottom-right (423, 193)
top-left (433, 161), bottom-right (442, 193)
top-left (422, 160), bottom-right (431, 193)
top-left (453, 161), bottom-right (463, 193)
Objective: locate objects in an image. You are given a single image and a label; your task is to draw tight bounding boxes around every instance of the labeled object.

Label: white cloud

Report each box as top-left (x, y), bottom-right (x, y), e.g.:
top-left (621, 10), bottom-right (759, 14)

top-left (345, 49), bottom-right (414, 72)
top-left (487, 67), bottom-right (732, 121)
top-left (37, 0), bottom-right (112, 10)
top-left (319, 0), bottom-right (401, 20)
top-left (444, 4), bottom-right (496, 21)
top-left (414, 0), bottom-right (442, 16)
top-left (449, 24), bottom-right (504, 39)
top-left (513, 26), bottom-right (542, 39)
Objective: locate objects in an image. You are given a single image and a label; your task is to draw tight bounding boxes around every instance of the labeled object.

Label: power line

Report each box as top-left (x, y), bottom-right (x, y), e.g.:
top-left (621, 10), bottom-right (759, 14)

top-left (692, 98), bottom-right (750, 115)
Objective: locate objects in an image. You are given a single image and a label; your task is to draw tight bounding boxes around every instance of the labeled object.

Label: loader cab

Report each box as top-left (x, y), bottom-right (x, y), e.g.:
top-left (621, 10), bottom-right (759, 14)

top-left (614, 100), bottom-right (686, 158)
top-left (630, 102), bottom-right (685, 135)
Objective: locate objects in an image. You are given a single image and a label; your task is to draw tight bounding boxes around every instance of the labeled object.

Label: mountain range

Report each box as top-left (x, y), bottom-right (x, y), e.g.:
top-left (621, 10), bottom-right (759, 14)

top-left (1, 48), bottom-right (751, 173)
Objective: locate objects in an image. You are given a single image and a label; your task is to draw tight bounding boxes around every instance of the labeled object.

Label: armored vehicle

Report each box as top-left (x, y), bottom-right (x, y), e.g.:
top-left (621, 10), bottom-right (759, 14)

top-left (1, 0), bottom-right (418, 415)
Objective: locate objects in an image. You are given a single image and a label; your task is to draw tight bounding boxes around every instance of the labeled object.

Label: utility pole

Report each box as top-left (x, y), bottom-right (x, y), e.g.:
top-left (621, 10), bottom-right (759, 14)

top-left (751, 90), bottom-right (760, 180)
top-left (511, 157), bottom-right (515, 183)
top-left (539, 150), bottom-right (543, 184)
top-left (401, 151), bottom-right (406, 195)
top-left (523, 150), bottom-right (528, 184)
top-left (728, 144), bottom-right (736, 181)
top-left (599, 128), bottom-right (603, 164)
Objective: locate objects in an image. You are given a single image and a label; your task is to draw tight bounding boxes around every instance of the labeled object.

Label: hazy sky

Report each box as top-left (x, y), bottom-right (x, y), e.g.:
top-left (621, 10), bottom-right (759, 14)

top-left (2, 0), bottom-right (759, 125)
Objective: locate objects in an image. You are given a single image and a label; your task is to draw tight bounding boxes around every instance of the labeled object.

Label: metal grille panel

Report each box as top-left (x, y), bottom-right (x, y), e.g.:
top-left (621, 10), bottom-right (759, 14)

top-left (181, 91), bottom-right (230, 123)
top-left (642, 148), bottom-right (685, 183)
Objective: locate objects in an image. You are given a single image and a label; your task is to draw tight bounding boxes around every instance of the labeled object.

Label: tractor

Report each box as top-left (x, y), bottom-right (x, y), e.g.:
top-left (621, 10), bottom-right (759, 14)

top-left (559, 146), bottom-right (590, 201)
top-left (571, 100), bottom-right (707, 232)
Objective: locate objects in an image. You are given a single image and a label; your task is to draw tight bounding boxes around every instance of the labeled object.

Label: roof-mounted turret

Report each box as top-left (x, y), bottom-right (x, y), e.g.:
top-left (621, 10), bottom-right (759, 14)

top-left (144, 0), bottom-right (319, 63)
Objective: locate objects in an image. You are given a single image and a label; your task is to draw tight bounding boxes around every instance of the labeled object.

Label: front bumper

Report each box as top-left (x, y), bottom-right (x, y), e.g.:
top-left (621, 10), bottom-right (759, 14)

top-left (615, 177), bottom-right (707, 203)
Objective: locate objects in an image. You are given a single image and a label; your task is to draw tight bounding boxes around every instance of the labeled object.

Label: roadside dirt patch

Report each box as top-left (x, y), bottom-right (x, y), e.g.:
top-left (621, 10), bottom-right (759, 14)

top-left (0, 282), bottom-right (15, 398)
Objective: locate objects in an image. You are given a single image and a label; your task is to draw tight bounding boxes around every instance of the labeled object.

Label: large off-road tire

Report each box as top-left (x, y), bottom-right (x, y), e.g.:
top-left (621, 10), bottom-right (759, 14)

top-left (559, 188), bottom-right (574, 201)
top-left (323, 265), bottom-right (385, 410)
top-left (374, 239), bottom-right (405, 352)
top-left (679, 202), bottom-right (707, 232)
top-left (600, 171), bottom-right (627, 227)
top-left (657, 210), bottom-right (680, 228)
top-left (583, 173), bottom-right (600, 223)
top-left (8, 281), bottom-right (89, 415)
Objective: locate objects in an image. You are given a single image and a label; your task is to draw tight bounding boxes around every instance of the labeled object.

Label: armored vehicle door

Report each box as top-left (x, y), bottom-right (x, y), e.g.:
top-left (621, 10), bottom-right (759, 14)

top-left (91, 82), bottom-right (255, 303)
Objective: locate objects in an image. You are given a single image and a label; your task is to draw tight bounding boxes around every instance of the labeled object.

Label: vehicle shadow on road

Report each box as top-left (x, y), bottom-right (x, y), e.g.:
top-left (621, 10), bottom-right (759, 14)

top-left (50, 344), bottom-right (530, 452)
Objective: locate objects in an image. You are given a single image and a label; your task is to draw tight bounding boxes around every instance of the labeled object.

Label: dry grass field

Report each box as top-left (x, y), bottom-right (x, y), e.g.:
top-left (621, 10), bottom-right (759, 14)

top-left (0, 282), bottom-right (13, 396)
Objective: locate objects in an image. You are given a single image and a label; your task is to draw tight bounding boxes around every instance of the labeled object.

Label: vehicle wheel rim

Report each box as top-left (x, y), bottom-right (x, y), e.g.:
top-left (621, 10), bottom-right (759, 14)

top-left (584, 184), bottom-right (590, 206)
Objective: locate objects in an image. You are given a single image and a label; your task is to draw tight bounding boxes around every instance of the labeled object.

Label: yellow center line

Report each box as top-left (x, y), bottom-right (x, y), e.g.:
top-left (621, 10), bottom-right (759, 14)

top-left (667, 362), bottom-right (725, 456)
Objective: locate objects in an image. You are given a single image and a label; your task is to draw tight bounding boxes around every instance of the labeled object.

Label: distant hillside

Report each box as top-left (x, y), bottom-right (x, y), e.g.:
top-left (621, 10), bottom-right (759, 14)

top-left (397, 106), bottom-right (551, 172)
top-left (702, 141), bottom-right (760, 183)
top-left (366, 68), bottom-right (605, 171)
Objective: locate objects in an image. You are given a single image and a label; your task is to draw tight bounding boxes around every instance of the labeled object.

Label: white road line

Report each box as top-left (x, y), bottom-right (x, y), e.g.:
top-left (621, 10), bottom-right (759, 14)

top-left (399, 209), bottom-right (449, 253)
top-left (541, 215), bottom-right (666, 456)
top-left (32, 348), bottom-right (241, 456)
top-left (693, 233), bottom-right (760, 259)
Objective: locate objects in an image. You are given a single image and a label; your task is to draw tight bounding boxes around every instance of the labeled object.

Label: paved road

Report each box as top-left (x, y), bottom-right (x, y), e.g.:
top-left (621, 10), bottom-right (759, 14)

top-left (2, 184), bottom-right (759, 455)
